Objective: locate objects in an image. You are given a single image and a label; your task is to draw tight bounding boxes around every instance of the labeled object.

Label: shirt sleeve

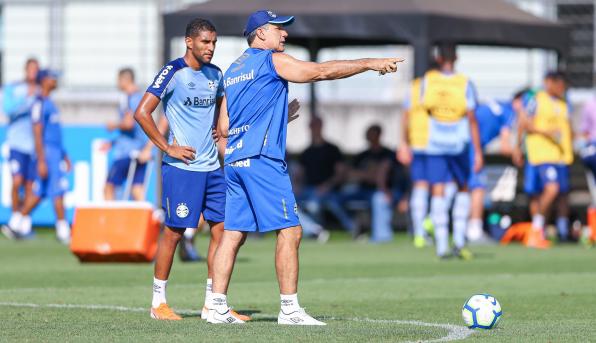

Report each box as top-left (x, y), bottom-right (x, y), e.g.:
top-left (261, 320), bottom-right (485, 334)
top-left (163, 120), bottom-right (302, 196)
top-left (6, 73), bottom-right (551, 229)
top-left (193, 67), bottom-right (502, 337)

top-left (129, 93), bottom-right (143, 113)
top-left (217, 70), bottom-right (225, 98)
top-left (465, 80), bottom-right (478, 111)
top-left (146, 63), bottom-right (177, 99)
top-left (524, 94), bottom-right (537, 117)
top-left (2, 83), bottom-right (31, 118)
top-left (30, 98), bottom-right (43, 124)
top-left (403, 87), bottom-right (412, 110)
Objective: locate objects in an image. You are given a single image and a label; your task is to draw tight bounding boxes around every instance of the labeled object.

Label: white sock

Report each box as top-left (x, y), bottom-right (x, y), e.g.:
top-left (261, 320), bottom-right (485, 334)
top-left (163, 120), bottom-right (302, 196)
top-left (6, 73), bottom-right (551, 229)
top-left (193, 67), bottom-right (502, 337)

top-left (204, 278), bottom-right (213, 308)
top-left (467, 218), bottom-right (484, 241)
top-left (280, 293), bottom-right (301, 314)
top-left (431, 196), bottom-right (449, 256)
top-left (8, 212), bottom-right (22, 229)
top-left (56, 219), bottom-right (70, 238)
top-left (19, 215), bottom-right (32, 235)
top-left (152, 278), bottom-right (167, 308)
top-left (410, 187), bottom-right (428, 237)
top-left (452, 192), bottom-right (470, 249)
top-left (211, 293), bottom-right (228, 313)
top-left (532, 214), bottom-right (545, 232)
top-left (184, 227), bottom-right (197, 240)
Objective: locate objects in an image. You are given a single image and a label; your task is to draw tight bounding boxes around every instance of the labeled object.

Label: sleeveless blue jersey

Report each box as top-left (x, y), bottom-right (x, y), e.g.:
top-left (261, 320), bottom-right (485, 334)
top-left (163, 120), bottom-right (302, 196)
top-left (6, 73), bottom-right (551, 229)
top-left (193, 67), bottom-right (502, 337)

top-left (223, 48), bottom-right (289, 164)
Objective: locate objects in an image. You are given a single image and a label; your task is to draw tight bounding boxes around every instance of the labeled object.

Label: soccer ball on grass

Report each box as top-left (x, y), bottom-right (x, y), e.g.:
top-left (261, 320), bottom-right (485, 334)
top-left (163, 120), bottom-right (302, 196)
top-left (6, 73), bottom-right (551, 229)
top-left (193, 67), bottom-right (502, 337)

top-left (462, 294), bottom-right (502, 329)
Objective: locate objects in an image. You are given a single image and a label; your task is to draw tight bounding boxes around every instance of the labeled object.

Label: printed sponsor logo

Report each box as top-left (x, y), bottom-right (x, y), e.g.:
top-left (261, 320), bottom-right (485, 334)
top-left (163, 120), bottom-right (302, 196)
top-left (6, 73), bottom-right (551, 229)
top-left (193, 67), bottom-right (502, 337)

top-left (187, 82), bottom-right (196, 89)
top-left (183, 96), bottom-right (216, 107)
top-left (152, 65), bottom-right (173, 89)
top-left (224, 140), bottom-right (243, 155)
top-left (224, 70), bottom-right (255, 88)
top-left (230, 159), bottom-right (250, 168)
top-left (228, 125), bottom-right (250, 136)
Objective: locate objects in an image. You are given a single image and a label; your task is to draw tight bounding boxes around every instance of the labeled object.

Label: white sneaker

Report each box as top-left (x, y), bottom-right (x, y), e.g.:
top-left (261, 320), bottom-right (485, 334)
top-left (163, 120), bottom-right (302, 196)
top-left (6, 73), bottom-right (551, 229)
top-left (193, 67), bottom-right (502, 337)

top-left (56, 228), bottom-right (71, 245)
top-left (278, 308), bottom-right (326, 326)
top-left (206, 308), bottom-right (245, 324)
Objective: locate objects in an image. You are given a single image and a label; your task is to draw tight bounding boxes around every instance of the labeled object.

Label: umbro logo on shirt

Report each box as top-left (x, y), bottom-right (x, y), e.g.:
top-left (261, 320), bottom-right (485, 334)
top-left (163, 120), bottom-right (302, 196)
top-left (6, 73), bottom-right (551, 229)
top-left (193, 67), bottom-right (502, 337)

top-left (187, 82), bottom-right (196, 89)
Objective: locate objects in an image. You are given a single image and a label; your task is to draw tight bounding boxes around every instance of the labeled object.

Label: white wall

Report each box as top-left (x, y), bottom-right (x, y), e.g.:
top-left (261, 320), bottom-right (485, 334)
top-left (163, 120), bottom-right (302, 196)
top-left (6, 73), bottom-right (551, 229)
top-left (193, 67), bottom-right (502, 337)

top-left (2, 4), bottom-right (51, 84)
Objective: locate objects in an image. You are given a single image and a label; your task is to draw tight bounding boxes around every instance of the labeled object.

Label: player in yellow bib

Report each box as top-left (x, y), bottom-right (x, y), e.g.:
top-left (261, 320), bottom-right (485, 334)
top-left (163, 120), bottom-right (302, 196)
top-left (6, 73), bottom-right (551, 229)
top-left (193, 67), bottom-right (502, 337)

top-left (398, 66), bottom-right (433, 248)
top-left (518, 71), bottom-right (571, 247)
top-left (418, 44), bottom-right (482, 259)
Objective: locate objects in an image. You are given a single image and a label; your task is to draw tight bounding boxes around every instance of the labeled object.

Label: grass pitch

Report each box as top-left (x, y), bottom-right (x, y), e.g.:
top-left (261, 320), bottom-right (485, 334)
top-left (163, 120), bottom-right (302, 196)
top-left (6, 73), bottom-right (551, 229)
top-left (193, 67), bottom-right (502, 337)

top-left (1, 230), bottom-right (595, 342)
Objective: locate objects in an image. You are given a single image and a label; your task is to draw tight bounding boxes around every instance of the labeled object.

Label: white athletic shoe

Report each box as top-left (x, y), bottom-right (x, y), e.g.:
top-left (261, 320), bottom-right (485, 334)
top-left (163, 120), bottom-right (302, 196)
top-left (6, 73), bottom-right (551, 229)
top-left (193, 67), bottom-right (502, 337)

top-left (206, 308), bottom-right (245, 324)
top-left (56, 227), bottom-right (71, 245)
top-left (201, 306), bottom-right (209, 320)
top-left (278, 308), bottom-right (326, 326)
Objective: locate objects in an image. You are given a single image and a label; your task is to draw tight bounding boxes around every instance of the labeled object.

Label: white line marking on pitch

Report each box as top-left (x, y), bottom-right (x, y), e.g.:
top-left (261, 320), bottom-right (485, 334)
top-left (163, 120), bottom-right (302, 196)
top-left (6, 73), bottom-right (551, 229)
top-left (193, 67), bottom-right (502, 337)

top-left (0, 302), bottom-right (474, 342)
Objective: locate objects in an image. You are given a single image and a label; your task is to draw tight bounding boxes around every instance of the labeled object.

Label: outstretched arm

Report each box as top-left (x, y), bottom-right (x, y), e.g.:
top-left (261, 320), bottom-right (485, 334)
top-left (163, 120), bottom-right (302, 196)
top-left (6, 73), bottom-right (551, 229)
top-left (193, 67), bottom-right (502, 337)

top-left (272, 53), bottom-right (404, 83)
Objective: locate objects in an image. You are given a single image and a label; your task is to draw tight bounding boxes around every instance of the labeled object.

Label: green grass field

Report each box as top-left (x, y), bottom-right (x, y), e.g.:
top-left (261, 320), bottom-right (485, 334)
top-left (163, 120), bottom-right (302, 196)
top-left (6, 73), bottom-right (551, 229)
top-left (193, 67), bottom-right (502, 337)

top-left (1, 230), bottom-right (595, 342)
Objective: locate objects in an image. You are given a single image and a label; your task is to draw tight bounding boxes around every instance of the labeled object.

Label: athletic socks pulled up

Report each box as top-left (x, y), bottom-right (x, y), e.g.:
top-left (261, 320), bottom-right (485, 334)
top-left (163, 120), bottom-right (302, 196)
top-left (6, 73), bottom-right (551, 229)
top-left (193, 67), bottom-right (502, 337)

top-left (410, 187), bottom-right (429, 238)
top-left (452, 192), bottom-right (470, 249)
top-left (431, 196), bottom-right (449, 257)
top-left (152, 278), bottom-right (167, 308)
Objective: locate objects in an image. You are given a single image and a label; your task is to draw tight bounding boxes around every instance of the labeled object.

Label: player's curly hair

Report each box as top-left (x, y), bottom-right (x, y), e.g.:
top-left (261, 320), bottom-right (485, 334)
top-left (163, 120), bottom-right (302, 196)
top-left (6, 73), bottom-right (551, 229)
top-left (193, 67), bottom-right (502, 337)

top-left (185, 18), bottom-right (216, 38)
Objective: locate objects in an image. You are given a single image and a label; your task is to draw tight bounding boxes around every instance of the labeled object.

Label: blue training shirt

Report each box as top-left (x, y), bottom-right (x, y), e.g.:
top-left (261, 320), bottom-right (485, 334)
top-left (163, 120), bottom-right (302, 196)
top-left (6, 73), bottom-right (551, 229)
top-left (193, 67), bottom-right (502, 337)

top-left (223, 48), bottom-right (289, 164)
top-left (112, 91), bottom-right (146, 160)
top-left (146, 58), bottom-right (224, 172)
top-left (3, 81), bottom-right (37, 154)
top-left (30, 95), bottom-right (63, 151)
top-left (475, 100), bottom-right (515, 148)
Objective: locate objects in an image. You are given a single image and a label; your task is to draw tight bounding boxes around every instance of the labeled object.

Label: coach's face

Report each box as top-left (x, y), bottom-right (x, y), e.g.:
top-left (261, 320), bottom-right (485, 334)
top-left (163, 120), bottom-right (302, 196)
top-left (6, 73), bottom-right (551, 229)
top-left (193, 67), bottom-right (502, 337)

top-left (261, 24), bottom-right (288, 52)
top-left (186, 30), bottom-right (217, 64)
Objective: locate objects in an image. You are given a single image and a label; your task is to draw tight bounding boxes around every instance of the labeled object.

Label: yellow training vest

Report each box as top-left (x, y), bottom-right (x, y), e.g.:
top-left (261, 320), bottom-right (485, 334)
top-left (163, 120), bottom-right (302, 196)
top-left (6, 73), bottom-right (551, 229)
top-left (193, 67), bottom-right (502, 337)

top-left (407, 78), bottom-right (429, 150)
top-left (421, 70), bottom-right (469, 122)
top-left (526, 91), bottom-right (573, 165)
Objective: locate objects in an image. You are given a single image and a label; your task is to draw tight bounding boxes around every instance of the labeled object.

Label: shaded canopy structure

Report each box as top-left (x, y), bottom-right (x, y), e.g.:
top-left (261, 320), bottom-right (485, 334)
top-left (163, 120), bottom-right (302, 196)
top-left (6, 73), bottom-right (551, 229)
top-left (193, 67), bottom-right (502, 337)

top-left (163, 0), bottom-right (569, 112)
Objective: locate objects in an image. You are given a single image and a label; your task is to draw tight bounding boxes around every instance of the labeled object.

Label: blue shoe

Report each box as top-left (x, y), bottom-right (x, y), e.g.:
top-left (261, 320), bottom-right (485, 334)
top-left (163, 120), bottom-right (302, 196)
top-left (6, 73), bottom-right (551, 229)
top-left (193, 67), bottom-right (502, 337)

top-left (178, 239), bottom-right (202, 262)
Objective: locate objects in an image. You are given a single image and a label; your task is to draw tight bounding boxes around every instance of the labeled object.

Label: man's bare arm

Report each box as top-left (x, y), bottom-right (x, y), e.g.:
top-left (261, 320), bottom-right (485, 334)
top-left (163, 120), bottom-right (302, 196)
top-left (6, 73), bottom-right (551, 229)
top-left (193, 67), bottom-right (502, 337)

top-left (468, 110), bottom-right (484, 172)
top-left (134, 93), bottom-right (195, 164)
top-left (272, 53), bottom-right (404, 83)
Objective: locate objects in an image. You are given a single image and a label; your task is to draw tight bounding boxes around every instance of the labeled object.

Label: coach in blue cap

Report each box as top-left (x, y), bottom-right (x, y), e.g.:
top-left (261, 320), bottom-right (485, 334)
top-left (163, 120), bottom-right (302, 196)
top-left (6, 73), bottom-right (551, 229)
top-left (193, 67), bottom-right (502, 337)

top-left (208, 9), bottom-right (404, 325)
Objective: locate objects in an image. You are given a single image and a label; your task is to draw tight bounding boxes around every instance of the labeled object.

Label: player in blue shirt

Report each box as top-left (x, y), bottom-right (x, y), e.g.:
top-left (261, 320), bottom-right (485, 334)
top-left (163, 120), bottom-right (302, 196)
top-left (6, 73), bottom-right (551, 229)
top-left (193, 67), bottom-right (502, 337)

top-left (1, 58), bottom-right (39, 240)
top-left (6, 69), bottom-right (71, 243)
top-left (104, 68), bottom-right (148, 201)
top-left (209, 9), bottom-right (403, 325)
top-left (466, 94), bottom-right (522, 241)
top-left (134, 18), bottom-right (249, 322)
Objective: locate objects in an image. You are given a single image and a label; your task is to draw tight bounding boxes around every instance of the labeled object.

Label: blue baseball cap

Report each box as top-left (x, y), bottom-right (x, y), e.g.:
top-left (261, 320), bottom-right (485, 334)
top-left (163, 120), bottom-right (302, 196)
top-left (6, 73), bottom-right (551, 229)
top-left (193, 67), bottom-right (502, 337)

top-left (243, 10), bottom-right (294, 37)
top-left (36, 69), bottom-right (60, 84)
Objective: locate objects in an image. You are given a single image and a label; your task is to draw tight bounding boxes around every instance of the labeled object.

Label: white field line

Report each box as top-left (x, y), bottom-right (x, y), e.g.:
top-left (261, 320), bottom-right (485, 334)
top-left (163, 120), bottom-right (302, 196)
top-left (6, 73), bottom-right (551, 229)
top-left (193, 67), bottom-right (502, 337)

top-left (0, 302), bottom-right (474, 342)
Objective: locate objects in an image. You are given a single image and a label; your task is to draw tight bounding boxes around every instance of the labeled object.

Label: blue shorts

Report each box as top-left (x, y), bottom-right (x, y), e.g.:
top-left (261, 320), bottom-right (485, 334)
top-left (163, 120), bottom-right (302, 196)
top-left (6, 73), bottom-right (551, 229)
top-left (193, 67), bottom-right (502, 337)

top-left (410, 152), bottom-right (429, 182)
top-left (225, 155), bottom-right (300, 232)
top-left (426, 147), bottom-right (470, 186)
top-left (161, 163), bottom-right (225, 229)
top-left (107, 158), bottom-right (147, 186)
top-left (8, 149), bottom-right (35, 181)
top-left (524, 163), bottom-right (569, 195)
top-left (32, 147), bottom-right (68, 198)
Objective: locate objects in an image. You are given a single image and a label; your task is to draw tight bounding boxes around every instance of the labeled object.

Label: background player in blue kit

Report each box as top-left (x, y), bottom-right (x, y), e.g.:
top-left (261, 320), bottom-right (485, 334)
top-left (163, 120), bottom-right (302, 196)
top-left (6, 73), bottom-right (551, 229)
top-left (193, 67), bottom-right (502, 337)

top-left (8, 69), bottom-right (72, 243)
top-left (104, 68), bottom-right (148, 201)
top-left (134, 18), bottom-right (249, 322)
top-left (466, 93), bottom-right (524, 241)
top-left (1, 58), bottom-right (39, 239)
top-left (209, 9), bottom-right (404, 325)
